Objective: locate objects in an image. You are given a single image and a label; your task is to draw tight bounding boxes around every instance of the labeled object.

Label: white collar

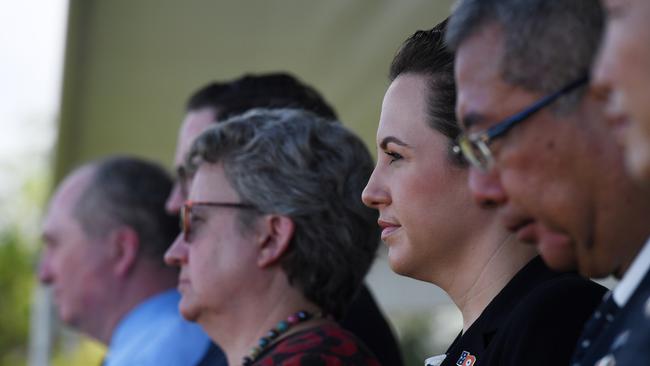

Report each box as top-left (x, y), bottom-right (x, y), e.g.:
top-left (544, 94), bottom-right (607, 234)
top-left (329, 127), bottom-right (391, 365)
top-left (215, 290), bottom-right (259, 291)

top-left (424, 354), bottom-right (447, 366)
top-left (613, 237), bottom-right (650, 307)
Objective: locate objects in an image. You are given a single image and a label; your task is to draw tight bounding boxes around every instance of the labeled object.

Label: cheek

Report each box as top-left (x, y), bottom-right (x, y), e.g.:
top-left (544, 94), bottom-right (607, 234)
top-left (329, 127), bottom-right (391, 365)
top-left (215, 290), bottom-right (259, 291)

top-left (187, 246), bottom-right (213, 288)
top-left (624, 128), bottom-right (650, 180)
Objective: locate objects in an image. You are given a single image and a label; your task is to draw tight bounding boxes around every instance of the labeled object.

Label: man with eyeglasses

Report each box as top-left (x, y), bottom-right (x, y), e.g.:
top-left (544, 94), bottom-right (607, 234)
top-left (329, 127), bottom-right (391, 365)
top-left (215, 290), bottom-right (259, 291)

top-left (446, 0), bottom-right (650, 365)
top-left (165, 73), bottom-right (403, 366)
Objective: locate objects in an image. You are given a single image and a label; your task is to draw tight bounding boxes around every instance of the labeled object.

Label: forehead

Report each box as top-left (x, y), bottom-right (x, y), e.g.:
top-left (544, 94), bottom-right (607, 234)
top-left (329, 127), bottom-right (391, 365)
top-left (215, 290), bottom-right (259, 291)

top-left (43, 169), bottom-right (93, 234)
top-left (190, 162), bottom-right (239, 202)
top-left (455, 25), bottom-right (539, 130)
top-left (455, 24), bottom-right (504, 80)
top-left (174, 107), bottom-right (217, 167)
top-left (455, 26), bottom-right (506, 124)
top-left (378, 74), bottom-right (429, 138)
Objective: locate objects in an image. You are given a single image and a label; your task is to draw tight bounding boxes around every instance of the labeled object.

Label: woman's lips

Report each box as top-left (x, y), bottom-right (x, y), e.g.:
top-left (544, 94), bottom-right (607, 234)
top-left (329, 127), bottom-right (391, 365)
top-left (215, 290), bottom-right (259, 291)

top-left (378, 220), bottom-right (401, 241)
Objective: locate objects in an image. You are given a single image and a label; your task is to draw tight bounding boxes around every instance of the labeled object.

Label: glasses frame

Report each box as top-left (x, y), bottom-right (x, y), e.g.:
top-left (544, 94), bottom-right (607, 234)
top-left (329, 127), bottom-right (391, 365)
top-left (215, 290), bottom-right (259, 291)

top-left (180, 200), bottom-right (257, 242)
top-left (454, 74), bottom-right (590, 171)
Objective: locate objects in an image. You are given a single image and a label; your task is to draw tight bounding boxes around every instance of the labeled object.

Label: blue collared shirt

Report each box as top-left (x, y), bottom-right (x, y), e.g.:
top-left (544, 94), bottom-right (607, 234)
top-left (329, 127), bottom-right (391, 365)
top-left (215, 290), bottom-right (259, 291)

top-left (105, 289), bottom-right (219, 366)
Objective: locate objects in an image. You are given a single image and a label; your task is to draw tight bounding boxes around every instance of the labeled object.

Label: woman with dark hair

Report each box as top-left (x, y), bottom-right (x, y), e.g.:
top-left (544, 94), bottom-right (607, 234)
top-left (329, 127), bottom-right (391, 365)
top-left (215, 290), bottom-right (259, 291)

top-left (362, 21), bottom-right (605, 366)
top-left (165, 108), bottom-right (381, 366)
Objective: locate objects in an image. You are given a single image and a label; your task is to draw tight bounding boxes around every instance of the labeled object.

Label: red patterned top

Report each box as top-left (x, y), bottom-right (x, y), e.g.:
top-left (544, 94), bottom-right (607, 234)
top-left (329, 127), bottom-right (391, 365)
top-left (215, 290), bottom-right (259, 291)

top-left (253, 323), bottom-right (381, 366)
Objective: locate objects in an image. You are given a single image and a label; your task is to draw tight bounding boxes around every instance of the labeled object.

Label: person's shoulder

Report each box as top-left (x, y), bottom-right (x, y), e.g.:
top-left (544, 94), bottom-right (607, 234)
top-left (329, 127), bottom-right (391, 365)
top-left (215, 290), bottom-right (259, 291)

top-left (508, 272), bottom-right (605, 331)
top-left (489, 272), bottom-right (606, 366)
top-left (522, 272), bottom-right (606, 312)
top-left (134, 317), bottom-right (214, 365)
top-left (269, 352), bottom-right (380, 366)
top-left (606, 271), bottom-right (650, 364)
top-left (615, 298), bottom-right (650, 364)
top-left (258, 323), bottom-right (380, 366)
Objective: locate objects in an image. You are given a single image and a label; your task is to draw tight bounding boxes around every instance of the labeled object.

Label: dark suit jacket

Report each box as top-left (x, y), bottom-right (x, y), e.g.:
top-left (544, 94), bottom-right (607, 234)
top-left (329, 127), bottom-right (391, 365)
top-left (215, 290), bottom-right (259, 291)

top-left (579, 267), bottom-right (650, 366)
top-left (441, 257), bottom-right (606, 366)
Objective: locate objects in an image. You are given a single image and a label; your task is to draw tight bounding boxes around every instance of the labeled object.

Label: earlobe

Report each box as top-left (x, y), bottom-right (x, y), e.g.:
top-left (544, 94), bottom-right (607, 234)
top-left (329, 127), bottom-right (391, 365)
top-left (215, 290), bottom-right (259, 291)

top-left (257, 215), bottom-right (294, 268)
top-left (110, 227), bottom-right (140, 277)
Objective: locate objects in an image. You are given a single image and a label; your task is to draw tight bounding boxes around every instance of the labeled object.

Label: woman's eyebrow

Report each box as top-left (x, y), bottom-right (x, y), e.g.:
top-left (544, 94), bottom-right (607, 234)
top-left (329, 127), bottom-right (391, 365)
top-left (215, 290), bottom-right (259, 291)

top-left (379, 136), bottom-right (411, 150)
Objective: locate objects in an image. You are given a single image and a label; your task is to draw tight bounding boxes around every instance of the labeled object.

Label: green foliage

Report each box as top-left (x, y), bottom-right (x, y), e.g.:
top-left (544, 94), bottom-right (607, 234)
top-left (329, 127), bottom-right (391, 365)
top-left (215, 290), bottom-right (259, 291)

top-left (52, 337), bottom-right (105, 366)
top-left (398, 313), bottom-right (435, 366)
top-left (0, 228), bottom-right (36, 366)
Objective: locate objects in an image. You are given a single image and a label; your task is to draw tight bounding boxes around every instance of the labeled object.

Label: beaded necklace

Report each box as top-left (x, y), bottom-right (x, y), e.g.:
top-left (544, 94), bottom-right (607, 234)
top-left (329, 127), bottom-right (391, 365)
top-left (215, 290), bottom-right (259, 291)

top-left (242, 310), bottom-right (319, 366)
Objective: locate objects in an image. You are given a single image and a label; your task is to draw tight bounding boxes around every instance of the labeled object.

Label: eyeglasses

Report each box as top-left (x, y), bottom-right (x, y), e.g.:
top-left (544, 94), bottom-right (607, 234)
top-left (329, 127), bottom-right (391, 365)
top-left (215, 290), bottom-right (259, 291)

top-left (180, 200), bottom-right (257, 241)
top-left (453, 75), bottom-right (590, 171)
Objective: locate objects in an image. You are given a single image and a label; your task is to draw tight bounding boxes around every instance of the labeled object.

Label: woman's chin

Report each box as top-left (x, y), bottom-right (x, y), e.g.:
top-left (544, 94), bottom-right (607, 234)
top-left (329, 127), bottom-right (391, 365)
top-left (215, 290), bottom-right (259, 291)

top-left (387, 249), bottom-right (418, 278)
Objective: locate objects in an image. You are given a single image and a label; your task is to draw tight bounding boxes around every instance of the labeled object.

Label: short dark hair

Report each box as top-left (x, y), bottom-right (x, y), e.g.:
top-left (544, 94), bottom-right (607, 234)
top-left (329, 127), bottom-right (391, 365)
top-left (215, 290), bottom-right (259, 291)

top-left (446, 0), bottom-right (604, 109)
top-left (75, 156), bottom-right (179, 264)
top-left (188, 108), bottom-right (379, 319)
top-left (389, 20), bottom-right (465, 166)
top-left (185, 73), bottom-right (338, 121)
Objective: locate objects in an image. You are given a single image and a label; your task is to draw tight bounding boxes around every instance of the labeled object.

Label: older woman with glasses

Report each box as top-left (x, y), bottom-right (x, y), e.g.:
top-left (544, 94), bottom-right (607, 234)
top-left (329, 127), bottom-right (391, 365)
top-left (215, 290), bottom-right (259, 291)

top-left (164, 108), bottom-right (381, 366)
top-left (361, 22), bottom-right (605, 366)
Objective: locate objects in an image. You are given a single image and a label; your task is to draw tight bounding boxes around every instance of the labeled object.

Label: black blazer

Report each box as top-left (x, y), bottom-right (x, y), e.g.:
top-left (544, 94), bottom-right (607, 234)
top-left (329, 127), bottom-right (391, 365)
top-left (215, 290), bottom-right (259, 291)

top-left (578, 267), bottom-right (650, 366)
top-left (441, 257), bottom-right (606, 366)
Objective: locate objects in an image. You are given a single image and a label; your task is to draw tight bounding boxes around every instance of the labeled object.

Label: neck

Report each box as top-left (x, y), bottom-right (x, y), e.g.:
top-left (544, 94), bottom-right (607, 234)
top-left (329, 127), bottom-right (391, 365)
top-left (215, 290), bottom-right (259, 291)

top-left (437, 232), bottom-right (537, 332)
top-left (200, 272), bottom-right (321, 366)
top-left (89, 263), bottom-right (178, 344)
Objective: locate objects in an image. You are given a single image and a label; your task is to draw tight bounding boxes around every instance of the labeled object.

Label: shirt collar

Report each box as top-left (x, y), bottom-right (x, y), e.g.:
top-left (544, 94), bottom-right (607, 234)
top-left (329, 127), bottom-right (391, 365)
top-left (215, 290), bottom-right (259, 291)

top-left (108, 289), bottom-right (180, 355)
top-left (613, 236), bottom-right (650, 307)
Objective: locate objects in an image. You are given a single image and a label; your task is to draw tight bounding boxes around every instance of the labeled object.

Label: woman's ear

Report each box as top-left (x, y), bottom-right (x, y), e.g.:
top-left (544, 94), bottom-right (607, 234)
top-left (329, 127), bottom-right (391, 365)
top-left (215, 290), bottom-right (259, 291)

top-left (255, 215), bottom-right (294, 268)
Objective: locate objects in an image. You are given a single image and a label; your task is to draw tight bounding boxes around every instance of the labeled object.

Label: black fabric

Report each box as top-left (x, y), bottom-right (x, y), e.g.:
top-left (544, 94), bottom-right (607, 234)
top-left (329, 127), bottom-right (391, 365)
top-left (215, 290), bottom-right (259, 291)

top-left (575, 267), bottom-right (650, 366)
top-left (342, 284), bottom-right (403, 366)
top-left (441, 257), bottom-right (606, 366)
top-left (570, 291), bottom-right (618, 364)
top-left (195, 342), bottom-right (227, 366)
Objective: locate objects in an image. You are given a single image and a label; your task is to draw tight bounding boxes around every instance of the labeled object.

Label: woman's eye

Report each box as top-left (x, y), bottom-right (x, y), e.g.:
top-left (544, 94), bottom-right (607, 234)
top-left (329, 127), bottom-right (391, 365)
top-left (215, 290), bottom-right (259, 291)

top-left (384, 151), bottom-right (403, 164)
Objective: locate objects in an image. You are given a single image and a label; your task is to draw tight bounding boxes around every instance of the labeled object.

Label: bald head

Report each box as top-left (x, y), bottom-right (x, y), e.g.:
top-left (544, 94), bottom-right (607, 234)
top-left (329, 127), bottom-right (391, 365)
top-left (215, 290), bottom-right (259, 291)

top-left (39, 164), bottom-right (112, 335)
top-left (39, 156), bottom-right (180, 342)
top-left (47, 165), bottom-right (95, 222)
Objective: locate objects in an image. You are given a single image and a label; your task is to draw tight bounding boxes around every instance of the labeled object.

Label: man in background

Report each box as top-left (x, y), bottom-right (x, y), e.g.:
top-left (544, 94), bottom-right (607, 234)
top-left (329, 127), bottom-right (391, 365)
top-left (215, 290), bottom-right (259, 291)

top-left (594, 0), bottom-right (650, 182)
top-left (446, 0), bottom-right (650, 364)
top-left (592, 0), bottom-right (650, 362)
top-left (166, 72), bottom-right (404, 366)
top-left (39, 156), bottom-right (226, 365)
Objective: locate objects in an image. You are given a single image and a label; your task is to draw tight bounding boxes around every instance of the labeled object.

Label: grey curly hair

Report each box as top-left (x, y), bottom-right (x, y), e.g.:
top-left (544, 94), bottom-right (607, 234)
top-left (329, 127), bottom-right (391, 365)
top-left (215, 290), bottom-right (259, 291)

top-left (187, 108), bottom-right (380, 319)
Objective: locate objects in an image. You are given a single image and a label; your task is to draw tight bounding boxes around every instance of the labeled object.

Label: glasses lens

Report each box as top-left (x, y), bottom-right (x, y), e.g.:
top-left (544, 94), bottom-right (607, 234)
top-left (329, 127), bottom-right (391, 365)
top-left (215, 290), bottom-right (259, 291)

top-left (459, 136), bottom-right (493, 170)
top-left (181, 204), bottom-right (190, 242)
top-left (458, 136), bottom-right (482, 168)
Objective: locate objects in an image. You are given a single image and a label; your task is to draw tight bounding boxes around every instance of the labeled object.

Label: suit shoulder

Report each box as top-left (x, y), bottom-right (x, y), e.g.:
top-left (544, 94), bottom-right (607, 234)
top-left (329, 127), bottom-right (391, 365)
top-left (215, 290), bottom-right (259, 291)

top-left (522, 273), bottom-right (607, 310)
top-left (490, 274), bottom-right (606, 365)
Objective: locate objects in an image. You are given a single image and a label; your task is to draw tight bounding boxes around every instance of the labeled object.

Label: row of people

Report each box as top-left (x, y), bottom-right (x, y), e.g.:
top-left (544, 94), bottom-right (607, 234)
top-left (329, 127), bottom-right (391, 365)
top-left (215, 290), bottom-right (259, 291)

top-left (39, 74), bottom-right (403, 365)
top-left (38, 0), bottom-right (650, 365)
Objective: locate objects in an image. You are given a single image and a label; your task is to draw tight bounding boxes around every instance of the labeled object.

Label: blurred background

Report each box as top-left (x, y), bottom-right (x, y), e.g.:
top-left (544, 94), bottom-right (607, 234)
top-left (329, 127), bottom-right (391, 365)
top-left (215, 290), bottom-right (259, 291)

top-left (0, 1), bottom-right (460, 365)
